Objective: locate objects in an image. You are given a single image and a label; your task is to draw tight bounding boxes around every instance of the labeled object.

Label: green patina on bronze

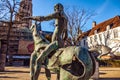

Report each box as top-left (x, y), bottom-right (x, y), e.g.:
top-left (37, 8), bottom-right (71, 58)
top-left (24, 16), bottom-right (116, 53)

top-left (29, 24), bottom-right (95, 80)
top-left (24, 3), bottom-right (95, 80)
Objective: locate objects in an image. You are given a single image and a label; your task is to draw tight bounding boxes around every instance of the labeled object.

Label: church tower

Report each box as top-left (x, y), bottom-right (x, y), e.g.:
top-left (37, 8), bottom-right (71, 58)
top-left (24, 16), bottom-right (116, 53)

top-left (15, 0), bottom-right (32, 28)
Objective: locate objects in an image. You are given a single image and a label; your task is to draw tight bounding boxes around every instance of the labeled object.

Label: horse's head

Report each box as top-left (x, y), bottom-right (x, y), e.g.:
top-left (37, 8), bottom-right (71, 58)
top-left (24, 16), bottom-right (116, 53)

top-left (29, 23), bottom-right (40, 38)
top-left (29, 24), bottom-right (36, 32)
top-left (89, 45), bottom-right (102, 54)
top-left (89, 45), bottom-right (112, 60)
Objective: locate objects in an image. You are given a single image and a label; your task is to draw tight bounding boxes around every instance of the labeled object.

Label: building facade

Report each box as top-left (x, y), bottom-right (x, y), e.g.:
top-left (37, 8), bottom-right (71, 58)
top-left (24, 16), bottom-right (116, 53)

top-left (0, 0), bottom-right (54, 66)
top-left (79, 16), bottom-right (120, 49)
top-left (15, 0), bottom-right (32, 28)
top-left (0, 0), bottom-right (33, 66)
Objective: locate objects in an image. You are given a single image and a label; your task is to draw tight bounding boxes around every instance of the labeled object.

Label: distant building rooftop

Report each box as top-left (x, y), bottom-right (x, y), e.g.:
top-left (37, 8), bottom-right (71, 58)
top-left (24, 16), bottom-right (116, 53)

top-left (78, 15), bottom-right (120, 39)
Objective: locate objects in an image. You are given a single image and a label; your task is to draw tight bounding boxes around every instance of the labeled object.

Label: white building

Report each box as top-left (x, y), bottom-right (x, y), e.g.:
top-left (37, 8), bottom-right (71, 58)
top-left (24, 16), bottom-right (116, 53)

top-left (79, 16), bottom-right (120, 49)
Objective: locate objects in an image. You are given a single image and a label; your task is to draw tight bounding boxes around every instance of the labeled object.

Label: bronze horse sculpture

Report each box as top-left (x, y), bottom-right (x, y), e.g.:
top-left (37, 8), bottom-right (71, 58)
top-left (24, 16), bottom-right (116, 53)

top-left (29, 23), bottom-right (96, 80)
top-left (90, 43), bottom-right (120, 60)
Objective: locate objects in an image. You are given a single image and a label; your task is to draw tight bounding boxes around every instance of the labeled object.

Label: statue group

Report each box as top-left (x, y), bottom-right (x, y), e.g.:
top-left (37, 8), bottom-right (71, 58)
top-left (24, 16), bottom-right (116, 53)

top-left (24, 3), bottom-right (96, 80)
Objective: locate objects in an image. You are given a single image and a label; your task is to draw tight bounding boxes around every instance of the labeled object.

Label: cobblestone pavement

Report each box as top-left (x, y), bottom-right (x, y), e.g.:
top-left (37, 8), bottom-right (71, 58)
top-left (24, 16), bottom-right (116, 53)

top-left (0, 66), bottom-right (120, 80)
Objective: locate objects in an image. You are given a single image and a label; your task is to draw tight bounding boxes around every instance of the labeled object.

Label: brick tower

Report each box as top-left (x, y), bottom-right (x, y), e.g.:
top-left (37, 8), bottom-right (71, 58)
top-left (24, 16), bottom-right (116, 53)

top-left (15, 0), bottom-right (32, 28)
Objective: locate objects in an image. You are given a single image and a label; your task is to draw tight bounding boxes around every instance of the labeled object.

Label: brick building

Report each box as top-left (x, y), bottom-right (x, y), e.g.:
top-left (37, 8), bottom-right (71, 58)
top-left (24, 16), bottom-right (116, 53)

top-left (15, 0), bottom-right (32, 28)
top-left (0, 0), bottom-right (33, 66)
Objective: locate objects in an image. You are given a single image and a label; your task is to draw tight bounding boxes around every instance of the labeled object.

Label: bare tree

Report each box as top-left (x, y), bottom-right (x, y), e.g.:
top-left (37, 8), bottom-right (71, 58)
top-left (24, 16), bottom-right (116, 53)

top-left (66, 7), bottom-right (96, 45)
top-left (0, 0), bottom-right (20, 71)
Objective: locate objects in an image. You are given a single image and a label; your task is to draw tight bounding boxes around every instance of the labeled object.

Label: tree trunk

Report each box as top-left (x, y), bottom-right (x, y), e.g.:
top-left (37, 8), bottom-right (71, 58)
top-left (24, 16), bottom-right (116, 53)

top-left (0, 53), bottom-right (6, 71)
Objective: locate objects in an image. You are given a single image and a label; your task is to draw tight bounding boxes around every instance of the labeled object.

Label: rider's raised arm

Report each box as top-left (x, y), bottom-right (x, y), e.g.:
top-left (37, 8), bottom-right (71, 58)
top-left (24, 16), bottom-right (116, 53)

top-left (43, 11), bottom-right (66, 21)
top-left (42, 12), bottom-right (58, 21)
top-left (23, 12), bottom-right (62, 21)
top-left (23, 16), bottom-right (44, 22)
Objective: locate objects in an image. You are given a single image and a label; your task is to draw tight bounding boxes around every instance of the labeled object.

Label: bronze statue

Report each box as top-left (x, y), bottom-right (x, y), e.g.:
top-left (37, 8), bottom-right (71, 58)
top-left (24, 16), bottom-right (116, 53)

top-left (24, 3), bottom-right (68, 48)
top-left (30, 23), bottom-right (96, 80)
top-left (29, 23), bottom-right (96, 80)
top-left (29, 23), bottom-right (51, 80)
top-left (24, 3), bottom-right (96, 80)
top-left (25, 3), bottom-right (68, 80)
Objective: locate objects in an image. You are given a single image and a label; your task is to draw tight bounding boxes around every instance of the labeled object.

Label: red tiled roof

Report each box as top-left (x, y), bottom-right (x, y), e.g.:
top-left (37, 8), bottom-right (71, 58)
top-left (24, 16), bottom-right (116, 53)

top-left (78, 30), bottom-right (91, 40)
top-left (78, 15), bottom-right (120, 39)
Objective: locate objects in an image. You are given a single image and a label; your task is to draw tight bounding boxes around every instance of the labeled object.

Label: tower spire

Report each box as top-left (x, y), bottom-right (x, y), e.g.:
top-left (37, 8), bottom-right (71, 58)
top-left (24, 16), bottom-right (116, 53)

top-left (15, 0), bottom-right (32, 28)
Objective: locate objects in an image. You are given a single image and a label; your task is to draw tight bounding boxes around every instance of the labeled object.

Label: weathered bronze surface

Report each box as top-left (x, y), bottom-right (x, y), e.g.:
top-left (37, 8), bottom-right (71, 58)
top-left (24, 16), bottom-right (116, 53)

top-left (24, 3), bottom-right (95, 80)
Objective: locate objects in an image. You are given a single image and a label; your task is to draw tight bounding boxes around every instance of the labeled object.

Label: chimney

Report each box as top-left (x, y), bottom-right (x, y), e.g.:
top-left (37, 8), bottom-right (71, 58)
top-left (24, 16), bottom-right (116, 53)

top-left (106, 25), bottom-right (110, 30)
top-left (92, 21), bottom-right (96, 28)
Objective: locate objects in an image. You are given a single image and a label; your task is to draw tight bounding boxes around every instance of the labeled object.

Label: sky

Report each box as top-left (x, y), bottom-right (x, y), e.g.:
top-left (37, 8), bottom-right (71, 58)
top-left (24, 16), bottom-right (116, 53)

top-left (32, 0), bottom-right (120, 32)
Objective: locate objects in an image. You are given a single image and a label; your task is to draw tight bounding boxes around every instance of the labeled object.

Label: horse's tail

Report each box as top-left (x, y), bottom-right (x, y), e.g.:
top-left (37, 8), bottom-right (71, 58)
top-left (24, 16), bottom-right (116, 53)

top-left (73, 46), bottom-right (94, 79)
top-left (88, 51), bottom-right (97, 76)
top-left (73, 47), bottom-right (86, 78)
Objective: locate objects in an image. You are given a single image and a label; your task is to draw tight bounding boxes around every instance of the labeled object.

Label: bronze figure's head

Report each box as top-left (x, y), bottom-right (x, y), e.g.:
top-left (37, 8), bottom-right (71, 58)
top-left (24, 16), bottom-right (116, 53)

top-left (54, 3), bottom-right (63, 12)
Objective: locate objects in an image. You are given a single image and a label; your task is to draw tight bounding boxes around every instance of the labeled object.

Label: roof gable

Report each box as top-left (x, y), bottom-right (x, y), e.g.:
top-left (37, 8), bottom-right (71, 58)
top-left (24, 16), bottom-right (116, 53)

top-left (89, 16), bottom-right (120, 36)
top-left (78, 15), bottom-right (120, 39)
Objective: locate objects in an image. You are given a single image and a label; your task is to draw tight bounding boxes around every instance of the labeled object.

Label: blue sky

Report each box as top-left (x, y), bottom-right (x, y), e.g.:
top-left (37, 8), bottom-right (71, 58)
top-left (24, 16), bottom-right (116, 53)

top-left (32, 0), bottom-right (120, 31)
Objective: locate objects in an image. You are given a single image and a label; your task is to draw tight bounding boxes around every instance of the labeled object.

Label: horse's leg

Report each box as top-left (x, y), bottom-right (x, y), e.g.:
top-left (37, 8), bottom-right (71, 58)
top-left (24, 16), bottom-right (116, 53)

top-left (34, 60), bottom-right (51, 80)
top-left (44, 58), bottom-right (51, 80)
top-left (56, 70), bottom-right (60, 80)
top-left (45, 67), bottom-right (51, 80)
top-left (34, 60), bottom-right (42, 80)
top-left (30, 51), bottom-right (37, 80)
top-left (34, 41), bottom-right (58, 79)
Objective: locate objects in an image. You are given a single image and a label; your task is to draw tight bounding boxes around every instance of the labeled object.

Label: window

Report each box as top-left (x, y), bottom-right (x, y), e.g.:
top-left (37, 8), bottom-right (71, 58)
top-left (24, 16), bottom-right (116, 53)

top-left (106, 24), bottom-right (113, 30)
top-left (94, 35), bottom-right (97, 41)
top-left (90, 37), bottom-right (92, 43)
top-left (99, 34), bottom-right (102, 41)
top-left (97, 28), bottom-right (100, 32)
top-left (114, 29), bottom-right (118, 38)
top-left (110, 23), bottom-right (113, 28)
top-left (23, 5), bottom-right (26, 9)
top-left (106, 31), bottom-right (110, 39)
